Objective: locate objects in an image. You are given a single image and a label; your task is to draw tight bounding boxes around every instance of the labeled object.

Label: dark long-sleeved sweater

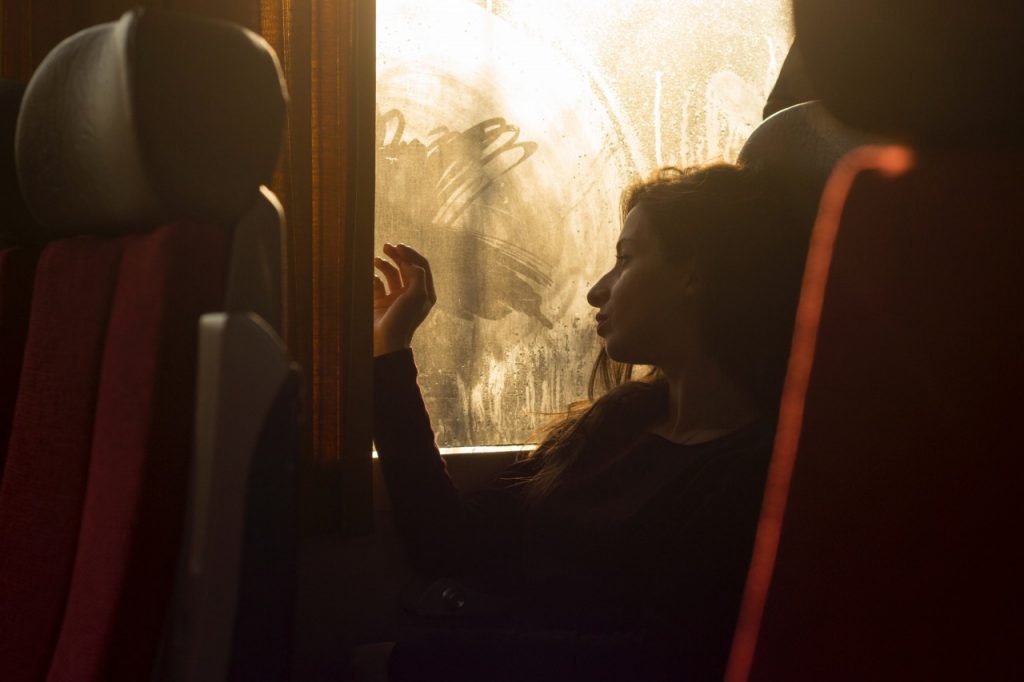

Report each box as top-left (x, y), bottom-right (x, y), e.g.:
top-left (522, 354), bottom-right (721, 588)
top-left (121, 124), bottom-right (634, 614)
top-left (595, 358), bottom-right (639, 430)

top-left (373, 349), bottom-right (774, 680)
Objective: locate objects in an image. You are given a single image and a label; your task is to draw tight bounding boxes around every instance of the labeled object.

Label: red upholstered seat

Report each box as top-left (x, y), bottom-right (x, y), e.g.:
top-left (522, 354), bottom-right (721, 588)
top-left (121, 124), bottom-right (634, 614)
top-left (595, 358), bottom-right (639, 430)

top-left (0, 225), bottom-right (230, 682)
top-left (0, 225), bottom-right (231, 675)
top-left (46, 222), bottom-right (230, 681)
top-left (0, 237), bottom-right (126, 681)
top-left (0, 78), bottom-right (40, 478)
top-left (0, 246), bottom-right (37, 476)
top-left (728, 146), bottom-right (1024, 680)
top-left (0, 7), bottom-right (288, 680)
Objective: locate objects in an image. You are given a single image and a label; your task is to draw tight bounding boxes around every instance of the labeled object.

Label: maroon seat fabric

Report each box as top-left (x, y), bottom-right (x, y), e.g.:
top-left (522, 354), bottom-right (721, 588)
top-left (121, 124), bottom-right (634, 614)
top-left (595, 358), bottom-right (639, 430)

top-left (0, 246), bottom-right (38, 475)
top-left (0, 223), bottom-right (229, 682)
top-left (0, 238), bottom-right (124, 682)
top-left (46, 222), bottom-right (229, 682)
top-left (727, 146), bottom-right (1024, 680)
top-left (0, 78), bottom-right (40, 479)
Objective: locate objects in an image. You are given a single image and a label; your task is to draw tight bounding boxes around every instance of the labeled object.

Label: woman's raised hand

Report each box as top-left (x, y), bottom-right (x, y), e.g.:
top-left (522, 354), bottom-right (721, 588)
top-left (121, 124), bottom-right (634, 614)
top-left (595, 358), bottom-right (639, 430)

top-left (373, 243), bottom-right (437, 357)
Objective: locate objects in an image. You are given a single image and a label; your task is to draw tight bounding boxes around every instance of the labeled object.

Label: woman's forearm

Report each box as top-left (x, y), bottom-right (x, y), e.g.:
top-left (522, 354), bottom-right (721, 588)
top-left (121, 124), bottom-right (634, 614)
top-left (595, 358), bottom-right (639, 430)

top-left (373, 349), bottom-right (468, 576)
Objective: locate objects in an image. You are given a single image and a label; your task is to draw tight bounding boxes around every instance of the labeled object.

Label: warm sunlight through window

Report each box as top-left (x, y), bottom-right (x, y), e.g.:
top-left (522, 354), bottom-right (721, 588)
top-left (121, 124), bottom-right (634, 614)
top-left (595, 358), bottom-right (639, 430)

top-left (376, 0), bottom-right (793, 448)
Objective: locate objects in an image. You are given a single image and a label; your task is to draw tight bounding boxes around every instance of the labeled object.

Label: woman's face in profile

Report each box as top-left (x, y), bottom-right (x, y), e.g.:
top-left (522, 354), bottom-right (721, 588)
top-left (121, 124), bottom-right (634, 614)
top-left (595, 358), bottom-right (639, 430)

top-left (587, 206), bottom-right (698, 368)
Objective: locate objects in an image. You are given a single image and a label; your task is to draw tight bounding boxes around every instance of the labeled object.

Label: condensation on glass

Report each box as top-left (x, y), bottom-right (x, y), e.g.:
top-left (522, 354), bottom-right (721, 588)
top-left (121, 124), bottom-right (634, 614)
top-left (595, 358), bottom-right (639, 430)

top-left (376, 0), bottom-right (793, 448)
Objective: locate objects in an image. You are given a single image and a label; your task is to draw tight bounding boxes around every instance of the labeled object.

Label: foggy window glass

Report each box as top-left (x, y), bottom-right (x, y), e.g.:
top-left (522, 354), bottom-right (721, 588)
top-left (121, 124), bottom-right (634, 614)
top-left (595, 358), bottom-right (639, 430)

top-left (376, 0), bottom-right (793, 449)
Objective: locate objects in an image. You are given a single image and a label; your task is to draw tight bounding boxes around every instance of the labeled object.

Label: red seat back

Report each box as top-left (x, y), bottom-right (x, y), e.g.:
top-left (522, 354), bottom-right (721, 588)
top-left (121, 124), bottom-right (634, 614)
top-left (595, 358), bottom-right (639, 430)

top-left (0, 8), bottom-right (286, 681)
top-left (0, 237), bottom-right (125, 680)
top-left (729, 146), bottom-right (1024, 680)
top-left (45, 223), bottom-right (230, 682)
top-left (728, 2), bottom-right (1024, 678)
top-left (0, 226), bottom-right (230, 682)
top-left (0, 79), bottom-right (40, 477)
top-left (0, 246), bottom-right (37, 474)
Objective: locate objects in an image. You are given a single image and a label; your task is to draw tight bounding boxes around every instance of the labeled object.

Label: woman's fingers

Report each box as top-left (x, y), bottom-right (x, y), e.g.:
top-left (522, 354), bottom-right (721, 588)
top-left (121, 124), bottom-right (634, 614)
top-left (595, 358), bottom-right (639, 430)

top-left (406, 264), bottom-right (427, 299)
top-left (383, 243), bottom-right (423, 301)
top-left (374, 255), bottom-right (403, 294)
top-left (395, 244), bottom-right (436, 302)
top-left (385, 242), bottom-right (436, 303)
top-left (391, 264), bottom-right (429, 313)
top-left (372, 244), bottom-right (434, 357)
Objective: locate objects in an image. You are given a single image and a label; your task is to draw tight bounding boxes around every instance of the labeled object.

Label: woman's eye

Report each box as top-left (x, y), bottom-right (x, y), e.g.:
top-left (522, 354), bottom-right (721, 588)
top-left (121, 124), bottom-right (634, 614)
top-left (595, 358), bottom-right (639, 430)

top-left (615, 254), bottom-right (629, 265)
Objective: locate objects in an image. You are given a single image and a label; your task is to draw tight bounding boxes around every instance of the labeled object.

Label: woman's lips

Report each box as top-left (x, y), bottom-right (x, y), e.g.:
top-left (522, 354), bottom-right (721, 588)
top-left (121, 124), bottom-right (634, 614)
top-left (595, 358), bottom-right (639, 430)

top-left (596, 315), bottom-right (609, 336)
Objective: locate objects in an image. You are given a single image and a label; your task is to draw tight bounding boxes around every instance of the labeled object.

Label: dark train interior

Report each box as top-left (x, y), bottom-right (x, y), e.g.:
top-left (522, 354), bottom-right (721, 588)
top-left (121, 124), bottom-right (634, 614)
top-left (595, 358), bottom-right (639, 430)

top-left (0, 0), bottom-right (1020, 680)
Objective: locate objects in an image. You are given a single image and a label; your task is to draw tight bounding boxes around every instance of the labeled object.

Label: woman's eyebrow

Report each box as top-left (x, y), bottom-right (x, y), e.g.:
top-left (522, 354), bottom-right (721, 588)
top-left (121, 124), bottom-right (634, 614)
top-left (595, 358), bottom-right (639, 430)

top-left (615, 238), bottom-right (637, 249)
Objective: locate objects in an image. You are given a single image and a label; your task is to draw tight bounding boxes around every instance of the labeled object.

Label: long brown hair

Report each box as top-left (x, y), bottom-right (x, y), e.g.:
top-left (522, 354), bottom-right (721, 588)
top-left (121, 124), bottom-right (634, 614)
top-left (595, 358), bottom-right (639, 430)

top-left (522, 162), bottom-right (808, 503)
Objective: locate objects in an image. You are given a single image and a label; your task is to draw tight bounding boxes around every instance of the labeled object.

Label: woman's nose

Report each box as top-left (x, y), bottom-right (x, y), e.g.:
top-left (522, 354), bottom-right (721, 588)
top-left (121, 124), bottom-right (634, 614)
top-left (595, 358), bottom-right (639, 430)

top-left (587, 272), bottom-right (610, 308)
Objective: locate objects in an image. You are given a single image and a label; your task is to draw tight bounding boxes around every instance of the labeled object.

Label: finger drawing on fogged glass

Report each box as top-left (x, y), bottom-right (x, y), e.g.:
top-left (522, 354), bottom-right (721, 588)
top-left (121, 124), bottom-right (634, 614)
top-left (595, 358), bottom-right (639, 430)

top-left (377, 109), bottom-right (552, 328)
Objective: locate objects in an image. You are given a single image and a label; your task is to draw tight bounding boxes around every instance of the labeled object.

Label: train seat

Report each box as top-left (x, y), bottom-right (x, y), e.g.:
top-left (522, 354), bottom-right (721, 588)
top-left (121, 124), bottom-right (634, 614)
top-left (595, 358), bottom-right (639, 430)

top-left (159, 312), bottom-right (301, 682)
top-left (734, 144), bottom-right (1024, 682)
top-left (0, 8), bottom-right (295, 682)
top-left (727, 1), bottom-right (1024, 679)
top-left (0, 78), bottom-right (39, 480)
top-left (738, 99), bottom-right (879, 231)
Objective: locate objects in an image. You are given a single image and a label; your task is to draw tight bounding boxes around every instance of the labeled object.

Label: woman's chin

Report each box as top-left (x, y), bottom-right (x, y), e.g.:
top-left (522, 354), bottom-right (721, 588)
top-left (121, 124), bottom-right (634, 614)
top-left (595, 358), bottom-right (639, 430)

top-left (605, 342), bottom-right (662, 368)
top-left (603, 340), bottom-right (638, 365)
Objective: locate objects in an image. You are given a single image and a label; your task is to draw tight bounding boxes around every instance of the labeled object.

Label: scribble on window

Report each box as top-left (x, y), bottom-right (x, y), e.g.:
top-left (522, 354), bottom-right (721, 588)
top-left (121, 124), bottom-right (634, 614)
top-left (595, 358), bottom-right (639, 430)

top-left (377, 109), bottom-right (552, 328)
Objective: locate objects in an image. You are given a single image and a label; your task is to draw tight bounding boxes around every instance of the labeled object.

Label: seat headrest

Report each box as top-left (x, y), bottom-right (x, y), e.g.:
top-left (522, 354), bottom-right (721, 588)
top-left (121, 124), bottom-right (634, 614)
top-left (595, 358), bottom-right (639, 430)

top-left (0, 80), bottom-right (37, 247)
top-left (15, 7), bottom-right (287, 237)
top-left (793, 0), bottom-right (1024, 145)
top-left (739, 101), bottom-right (879, 228)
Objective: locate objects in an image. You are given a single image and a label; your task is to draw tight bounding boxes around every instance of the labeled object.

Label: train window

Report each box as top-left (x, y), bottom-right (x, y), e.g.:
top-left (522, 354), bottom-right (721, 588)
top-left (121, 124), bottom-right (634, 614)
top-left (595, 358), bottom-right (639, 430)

top-left (376, 0), bottom-right (793, 450)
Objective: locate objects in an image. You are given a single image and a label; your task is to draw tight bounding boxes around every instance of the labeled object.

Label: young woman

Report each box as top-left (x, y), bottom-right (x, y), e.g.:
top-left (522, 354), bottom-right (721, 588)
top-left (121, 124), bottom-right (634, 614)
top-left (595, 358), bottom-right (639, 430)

top-left (372, 163), bottom-right (808, 680)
